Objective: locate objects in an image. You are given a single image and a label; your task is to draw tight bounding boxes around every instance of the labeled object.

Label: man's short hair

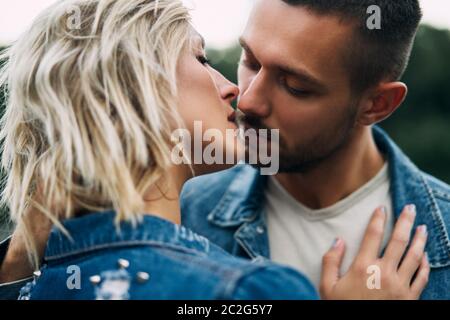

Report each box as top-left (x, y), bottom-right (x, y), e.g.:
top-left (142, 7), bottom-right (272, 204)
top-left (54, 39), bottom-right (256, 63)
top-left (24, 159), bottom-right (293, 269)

top-left (282, 0), bottom-right (423, 92)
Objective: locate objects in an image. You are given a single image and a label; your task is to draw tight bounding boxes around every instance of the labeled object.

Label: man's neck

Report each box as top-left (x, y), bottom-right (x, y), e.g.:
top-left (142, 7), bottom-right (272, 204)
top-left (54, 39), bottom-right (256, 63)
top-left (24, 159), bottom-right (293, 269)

top-left (275, 126), bottom-right (385, 209)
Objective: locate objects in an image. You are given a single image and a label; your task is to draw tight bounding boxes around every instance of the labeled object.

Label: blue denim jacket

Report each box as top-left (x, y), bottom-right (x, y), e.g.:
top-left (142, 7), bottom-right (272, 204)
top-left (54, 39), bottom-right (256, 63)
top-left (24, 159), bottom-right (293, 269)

top-left (181, 126), bottom-right (450, 300)
top-left (0, 212), bottom-right (317, 300)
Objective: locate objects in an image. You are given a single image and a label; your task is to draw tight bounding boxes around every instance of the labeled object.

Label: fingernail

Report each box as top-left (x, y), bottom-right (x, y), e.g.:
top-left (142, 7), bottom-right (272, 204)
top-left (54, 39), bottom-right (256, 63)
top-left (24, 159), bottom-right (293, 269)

top-left (379, 206), bottom-right (387, 215)
top-left (331, 238), bottom-right (341, 249)
top-left (406, 204), bottom-right (416, 216)
top-left (425, 252), bottom-right (429, 263)
top-left (418, 224), bottom-right (427, 235)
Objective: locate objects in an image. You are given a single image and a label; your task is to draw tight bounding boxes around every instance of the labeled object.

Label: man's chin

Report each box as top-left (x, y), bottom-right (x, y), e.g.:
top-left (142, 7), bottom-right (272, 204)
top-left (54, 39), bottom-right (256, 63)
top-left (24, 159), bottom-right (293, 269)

top-left (243, 148), bottom-right (317, 174)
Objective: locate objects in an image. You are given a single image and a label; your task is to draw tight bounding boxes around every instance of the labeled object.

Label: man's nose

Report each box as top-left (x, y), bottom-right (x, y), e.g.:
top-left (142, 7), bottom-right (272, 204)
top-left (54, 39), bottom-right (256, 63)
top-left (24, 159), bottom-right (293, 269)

top-left (237, 71), bottom-right (271, 117)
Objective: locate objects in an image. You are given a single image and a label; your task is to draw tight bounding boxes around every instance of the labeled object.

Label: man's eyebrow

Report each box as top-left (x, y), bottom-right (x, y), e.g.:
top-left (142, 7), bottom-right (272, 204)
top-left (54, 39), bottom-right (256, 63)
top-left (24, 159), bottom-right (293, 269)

top-left (239, 37), bottom-right (254, 56)
top-left (239, 36), bottom-right (326, 92)
top-left (239, 36), bottom-right (325, 90)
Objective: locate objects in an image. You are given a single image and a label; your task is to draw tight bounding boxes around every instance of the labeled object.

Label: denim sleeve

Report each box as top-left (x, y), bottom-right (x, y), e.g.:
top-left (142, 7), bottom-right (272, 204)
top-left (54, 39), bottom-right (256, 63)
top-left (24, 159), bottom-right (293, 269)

top-left (228, 264), bottom-right (319, 300)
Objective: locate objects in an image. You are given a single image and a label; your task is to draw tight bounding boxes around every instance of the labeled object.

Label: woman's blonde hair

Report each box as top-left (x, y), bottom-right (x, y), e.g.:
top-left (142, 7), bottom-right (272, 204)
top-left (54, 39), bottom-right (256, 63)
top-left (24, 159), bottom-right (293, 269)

top-left (0, 0), bottom-right (191, 268)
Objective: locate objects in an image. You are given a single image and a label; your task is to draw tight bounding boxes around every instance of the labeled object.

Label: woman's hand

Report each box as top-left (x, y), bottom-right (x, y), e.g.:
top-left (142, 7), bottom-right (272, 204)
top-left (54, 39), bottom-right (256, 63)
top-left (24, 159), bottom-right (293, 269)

top-left (320, 205), bottom-right (430, 300)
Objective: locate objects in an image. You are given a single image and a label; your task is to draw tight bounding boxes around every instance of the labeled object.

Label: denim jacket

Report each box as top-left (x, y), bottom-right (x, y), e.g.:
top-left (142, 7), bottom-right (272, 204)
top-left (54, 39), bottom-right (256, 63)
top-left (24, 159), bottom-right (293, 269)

top-left (0, 211), bottom-right (317, 300)
top-left (181, 126), bottom-right (450, 300)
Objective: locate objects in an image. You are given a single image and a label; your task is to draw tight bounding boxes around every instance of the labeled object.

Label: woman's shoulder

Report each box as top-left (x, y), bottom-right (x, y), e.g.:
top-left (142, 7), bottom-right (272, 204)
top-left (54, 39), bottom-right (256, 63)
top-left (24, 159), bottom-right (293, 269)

top-left (20, 212), bottom-right (318, 300)
top-left (21, 236), bottom-right (316, 300)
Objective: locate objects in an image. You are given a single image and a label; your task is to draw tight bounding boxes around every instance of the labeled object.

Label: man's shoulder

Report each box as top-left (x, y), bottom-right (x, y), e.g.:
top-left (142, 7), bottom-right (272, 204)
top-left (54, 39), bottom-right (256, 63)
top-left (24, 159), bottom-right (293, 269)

top-left (377, 125), bottom-right (450, 218)
top-left (423, 173), bottom-right (450, 203)
top-left (422, 173), bottom-right (450, 234)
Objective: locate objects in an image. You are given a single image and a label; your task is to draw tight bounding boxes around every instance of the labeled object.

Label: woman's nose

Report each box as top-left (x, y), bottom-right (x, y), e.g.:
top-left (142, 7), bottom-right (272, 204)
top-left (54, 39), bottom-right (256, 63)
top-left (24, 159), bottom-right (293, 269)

top-left (212, 69), bottom-right (240, 104)
top-left (220, 80), bottom-right (240, 104)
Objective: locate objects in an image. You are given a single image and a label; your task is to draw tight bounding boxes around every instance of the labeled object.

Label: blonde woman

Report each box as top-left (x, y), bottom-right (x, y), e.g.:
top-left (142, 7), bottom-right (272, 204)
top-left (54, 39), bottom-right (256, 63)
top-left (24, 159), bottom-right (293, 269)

top-left (0, 0), bottom-right (428, 300)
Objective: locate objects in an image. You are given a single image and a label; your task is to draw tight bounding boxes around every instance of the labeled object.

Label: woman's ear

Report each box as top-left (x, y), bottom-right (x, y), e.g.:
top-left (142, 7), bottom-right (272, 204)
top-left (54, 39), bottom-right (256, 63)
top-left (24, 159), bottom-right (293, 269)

top-left (357, 82), bottom-right (408, 126)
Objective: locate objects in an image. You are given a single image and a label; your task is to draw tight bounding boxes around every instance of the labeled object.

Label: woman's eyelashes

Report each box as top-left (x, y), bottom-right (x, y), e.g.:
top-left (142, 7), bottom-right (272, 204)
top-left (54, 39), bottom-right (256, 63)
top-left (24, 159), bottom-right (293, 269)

top-left (197, 55), bottom-right (210, 66)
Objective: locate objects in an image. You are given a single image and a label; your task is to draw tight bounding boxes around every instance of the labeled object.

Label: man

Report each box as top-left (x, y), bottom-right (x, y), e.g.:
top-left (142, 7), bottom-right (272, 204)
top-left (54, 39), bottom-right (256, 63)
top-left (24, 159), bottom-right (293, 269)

top-left (181, 0), bottom-right (450, 299)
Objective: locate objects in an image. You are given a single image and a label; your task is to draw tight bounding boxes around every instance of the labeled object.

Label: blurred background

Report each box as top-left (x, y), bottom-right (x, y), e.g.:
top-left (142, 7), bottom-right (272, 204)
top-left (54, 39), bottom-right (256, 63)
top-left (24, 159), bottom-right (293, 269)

top-left (0, 0), bottom-right (449, 239)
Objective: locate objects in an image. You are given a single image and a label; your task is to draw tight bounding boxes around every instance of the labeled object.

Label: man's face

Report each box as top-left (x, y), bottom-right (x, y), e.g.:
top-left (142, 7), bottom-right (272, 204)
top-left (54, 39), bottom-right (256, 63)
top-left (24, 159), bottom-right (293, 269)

top-left (238, 0), bottom-right (360, 172)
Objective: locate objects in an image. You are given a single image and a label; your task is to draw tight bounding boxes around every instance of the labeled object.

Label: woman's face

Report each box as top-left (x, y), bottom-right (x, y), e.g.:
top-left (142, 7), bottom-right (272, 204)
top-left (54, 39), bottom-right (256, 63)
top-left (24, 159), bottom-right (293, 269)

top-left (176, 30), bottom-right (243, 175)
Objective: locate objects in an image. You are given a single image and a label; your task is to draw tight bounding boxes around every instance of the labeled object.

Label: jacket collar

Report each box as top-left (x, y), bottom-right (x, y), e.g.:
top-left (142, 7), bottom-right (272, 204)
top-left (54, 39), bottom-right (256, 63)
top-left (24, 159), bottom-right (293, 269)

top-left (207, 164), bottom-right (267, 227)
top-left (208, 126), bottom-right (450, 267)
top-left (44, 211), bottom-right (211, 262)
top-left (374, 126), bottom-right (450, 268)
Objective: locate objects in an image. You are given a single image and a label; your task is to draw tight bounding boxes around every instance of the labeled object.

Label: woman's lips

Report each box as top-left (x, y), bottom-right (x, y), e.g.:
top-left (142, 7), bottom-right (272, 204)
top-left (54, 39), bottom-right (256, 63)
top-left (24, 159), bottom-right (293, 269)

top-left (227, 110), bottom-right (236, 123)
top-left (229, 109), bottom-right (246, 128)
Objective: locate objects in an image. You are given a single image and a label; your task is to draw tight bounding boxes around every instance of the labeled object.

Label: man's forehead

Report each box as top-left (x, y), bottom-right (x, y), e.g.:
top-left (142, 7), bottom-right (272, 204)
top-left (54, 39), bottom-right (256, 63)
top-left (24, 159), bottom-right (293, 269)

top-left (242, 1), bottom-right (352, 84)
top-left (247, 0), bottom-right (351, 49)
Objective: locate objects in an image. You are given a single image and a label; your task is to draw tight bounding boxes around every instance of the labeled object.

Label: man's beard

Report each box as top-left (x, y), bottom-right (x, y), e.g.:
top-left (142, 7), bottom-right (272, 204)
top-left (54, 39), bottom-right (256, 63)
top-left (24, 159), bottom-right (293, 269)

top-left (241, 106), bottom-right (358, 174)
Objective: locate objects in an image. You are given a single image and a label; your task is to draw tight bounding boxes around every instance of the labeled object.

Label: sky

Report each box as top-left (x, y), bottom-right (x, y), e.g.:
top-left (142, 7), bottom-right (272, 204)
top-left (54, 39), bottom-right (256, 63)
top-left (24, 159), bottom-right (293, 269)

top-left (0, 0), bottom-right (449, 48)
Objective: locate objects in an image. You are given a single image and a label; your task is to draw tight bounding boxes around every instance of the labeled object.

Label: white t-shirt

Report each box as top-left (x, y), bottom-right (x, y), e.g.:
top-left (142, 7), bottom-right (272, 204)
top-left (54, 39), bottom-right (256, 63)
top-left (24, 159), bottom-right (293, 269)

top-left (265, 163), bottom-right (394, 290)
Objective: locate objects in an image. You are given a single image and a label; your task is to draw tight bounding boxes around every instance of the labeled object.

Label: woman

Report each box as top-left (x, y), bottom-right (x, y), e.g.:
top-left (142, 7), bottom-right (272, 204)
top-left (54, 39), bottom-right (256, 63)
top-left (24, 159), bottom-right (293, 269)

top-left (0, 0), bottom-right (428, 299)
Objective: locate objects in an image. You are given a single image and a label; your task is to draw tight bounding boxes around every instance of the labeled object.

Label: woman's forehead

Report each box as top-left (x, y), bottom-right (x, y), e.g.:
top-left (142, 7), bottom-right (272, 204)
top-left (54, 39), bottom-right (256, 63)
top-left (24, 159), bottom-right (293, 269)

top-left (189, 27), bottom-right (205, 49)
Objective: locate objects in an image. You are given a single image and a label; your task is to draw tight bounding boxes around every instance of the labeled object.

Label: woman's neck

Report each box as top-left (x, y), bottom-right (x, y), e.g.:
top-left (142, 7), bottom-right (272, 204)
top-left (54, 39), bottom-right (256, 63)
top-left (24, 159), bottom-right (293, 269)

top-left (141, 165), bottom-right (192, 225)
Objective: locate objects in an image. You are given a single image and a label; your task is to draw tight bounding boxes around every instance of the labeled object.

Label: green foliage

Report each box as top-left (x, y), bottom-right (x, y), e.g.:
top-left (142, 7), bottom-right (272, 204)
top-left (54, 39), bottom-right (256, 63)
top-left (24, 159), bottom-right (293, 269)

top-left (382, 25), bottom-right (450, 183)
top-left (207, 45), bottom-right (242, 85)
top-left (207, 25), bottom-right (450, 183)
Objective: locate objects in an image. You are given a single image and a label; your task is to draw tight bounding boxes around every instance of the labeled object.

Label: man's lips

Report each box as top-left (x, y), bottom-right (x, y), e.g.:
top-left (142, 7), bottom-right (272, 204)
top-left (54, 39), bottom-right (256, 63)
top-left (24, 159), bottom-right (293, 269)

top-left (227, 110), bottom-right (273, 141)
top-left (243, 122), bottom-right (271, 141)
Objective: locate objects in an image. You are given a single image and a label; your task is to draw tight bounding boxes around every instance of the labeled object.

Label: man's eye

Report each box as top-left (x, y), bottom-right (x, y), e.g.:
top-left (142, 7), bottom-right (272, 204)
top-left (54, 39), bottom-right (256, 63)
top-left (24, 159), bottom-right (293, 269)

top-left (197, 55), bottom-right (210, 65)
top-left (240, 58), bottom-right (261, 71)
top-left (286, 85), bottom-right (309, 96)
top-left (281, 78), bottom-right (311, 97)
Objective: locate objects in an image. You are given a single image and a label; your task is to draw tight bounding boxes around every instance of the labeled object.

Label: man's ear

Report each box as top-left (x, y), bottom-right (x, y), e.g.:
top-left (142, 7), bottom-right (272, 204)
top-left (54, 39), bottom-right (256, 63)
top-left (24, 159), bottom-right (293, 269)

top-left (357, 82), bottom-right (408, 126)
